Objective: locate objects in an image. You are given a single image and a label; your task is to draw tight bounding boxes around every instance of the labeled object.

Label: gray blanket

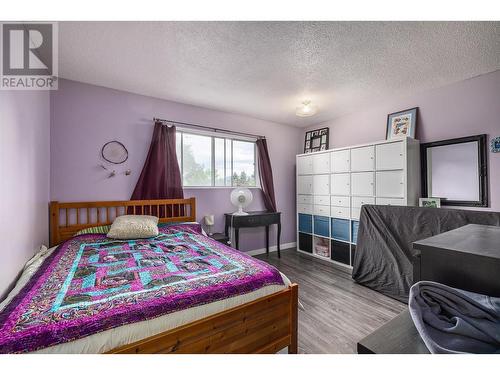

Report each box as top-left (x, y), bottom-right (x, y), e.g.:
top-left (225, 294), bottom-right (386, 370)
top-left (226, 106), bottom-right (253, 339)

top-left (409, 281), bottom-right (500, 354)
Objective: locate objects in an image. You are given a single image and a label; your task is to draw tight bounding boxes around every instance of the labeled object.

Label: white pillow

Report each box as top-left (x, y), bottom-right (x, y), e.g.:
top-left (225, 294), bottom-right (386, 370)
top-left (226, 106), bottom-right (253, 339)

top-left (107, 215), bottom-right (159, 239)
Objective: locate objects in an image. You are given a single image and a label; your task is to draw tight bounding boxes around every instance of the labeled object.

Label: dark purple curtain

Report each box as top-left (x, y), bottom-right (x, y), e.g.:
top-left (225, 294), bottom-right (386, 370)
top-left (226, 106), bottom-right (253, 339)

top-left (131, 122), bottom-right (183, 216)
top-left (256, 138), bottom-right (277, 212)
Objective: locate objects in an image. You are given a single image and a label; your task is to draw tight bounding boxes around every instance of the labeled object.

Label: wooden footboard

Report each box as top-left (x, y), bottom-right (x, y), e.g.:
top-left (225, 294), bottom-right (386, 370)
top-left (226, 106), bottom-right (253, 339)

top-left (108, 283), bottom-right (298, 354)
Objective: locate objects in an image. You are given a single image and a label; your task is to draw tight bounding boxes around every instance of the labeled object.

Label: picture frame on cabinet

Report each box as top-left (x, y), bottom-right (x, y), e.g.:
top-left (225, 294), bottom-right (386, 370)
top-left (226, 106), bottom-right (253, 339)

top-left (304, 127), bottom-right (329, 153)
top-left (386, 107), bottom-right (418, 140)
top-left (419, 197), bottom-right (441, 208)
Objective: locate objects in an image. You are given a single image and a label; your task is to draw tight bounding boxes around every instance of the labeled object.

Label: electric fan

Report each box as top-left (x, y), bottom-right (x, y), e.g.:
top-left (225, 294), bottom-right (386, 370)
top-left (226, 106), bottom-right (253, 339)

top-left (230, 188), bottom-right (253, 216)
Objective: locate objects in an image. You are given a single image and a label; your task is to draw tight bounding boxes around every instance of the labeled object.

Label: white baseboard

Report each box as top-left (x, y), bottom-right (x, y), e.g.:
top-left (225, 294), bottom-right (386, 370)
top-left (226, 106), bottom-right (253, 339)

top-left (245, 242), bottom-right (296, 256)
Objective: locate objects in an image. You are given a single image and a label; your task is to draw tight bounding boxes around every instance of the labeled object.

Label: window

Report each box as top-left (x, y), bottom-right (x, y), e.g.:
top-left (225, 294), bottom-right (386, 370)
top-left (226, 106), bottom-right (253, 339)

top-left (176, 130), bottom-right (257, 187)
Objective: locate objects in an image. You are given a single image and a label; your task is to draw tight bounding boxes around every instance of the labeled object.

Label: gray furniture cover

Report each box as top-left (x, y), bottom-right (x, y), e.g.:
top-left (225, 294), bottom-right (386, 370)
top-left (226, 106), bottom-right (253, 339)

top-left (351, 205), bottom-right (500, 302)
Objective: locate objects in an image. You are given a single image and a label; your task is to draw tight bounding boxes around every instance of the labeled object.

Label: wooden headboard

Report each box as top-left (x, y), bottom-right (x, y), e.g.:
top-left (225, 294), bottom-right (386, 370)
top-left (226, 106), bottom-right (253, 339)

top-left (49, 198), bottom-right (196, 246)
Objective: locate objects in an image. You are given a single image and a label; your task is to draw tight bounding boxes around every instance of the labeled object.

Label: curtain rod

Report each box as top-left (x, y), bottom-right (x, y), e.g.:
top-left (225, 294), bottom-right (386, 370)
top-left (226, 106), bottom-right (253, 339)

top-left (153, 117), bottom-right (265, 140)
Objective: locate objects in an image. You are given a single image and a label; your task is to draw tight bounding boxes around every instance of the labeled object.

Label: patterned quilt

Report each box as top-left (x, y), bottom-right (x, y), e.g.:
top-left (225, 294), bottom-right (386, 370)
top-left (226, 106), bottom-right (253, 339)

top-left (0, 224), bottom-right (284, 353)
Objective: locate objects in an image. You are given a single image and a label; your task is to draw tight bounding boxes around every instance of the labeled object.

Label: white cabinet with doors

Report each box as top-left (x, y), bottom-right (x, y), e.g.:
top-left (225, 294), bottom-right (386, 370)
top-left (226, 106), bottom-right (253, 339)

top-left (351, 172), bottom-right (375, 197)
top-left (296, 137), bottom-right (420, 270)
top-left (313, 174), bottom-right (330, 195)
top-left (297, 156), bottom-right (313, 175)
top-left (376, 141), bottom-right (405, 170)
top-left (351, 196), bottom-right (375, 220)
top-left (330, 173), bottom-right (351, 196)
top-left (375, 197), bottom-right (405, 206)
top-left (350, 146), bottom-right (375, 172)
top-left (312, 153), bottom-right (330, 174)
top-left (297, 175), bottom-right (313, 195)
top-left (331, 150), bottom-right (350, 173)
top-left (376, 170), bottom-right (405, 198)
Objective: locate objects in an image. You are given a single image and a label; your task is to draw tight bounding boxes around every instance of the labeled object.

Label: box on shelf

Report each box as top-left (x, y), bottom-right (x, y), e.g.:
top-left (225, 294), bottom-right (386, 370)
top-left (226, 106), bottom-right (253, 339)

top-left (314, 236), bottom-right (330, 258)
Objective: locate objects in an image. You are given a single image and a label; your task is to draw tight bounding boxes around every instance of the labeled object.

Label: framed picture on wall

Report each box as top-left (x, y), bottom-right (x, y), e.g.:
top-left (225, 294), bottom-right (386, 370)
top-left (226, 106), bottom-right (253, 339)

top-left (491, 136), bottom-right (500, 153)
top-left (304, 128), bottom-right (329, 153)
top-left (386, 107), bottom-right (418, 139)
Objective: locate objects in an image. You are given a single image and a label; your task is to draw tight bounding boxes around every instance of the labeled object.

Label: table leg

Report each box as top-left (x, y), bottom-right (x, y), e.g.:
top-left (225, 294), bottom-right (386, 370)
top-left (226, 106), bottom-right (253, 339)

top-left (277, 222), bottom-right (281, 258)
top-left (235, 228), bottom-right (239, 250)
top-left (265, 225), bottom-right (269, 256)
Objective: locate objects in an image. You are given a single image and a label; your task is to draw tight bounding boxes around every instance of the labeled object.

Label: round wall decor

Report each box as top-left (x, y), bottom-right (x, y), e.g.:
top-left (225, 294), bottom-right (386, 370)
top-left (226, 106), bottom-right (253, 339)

top-left (101, 140), bottom-right (128, 164)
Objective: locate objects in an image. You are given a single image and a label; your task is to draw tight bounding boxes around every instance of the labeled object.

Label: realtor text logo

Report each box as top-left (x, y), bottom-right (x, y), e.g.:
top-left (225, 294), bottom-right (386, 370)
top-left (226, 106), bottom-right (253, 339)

top-left (1, 22), bottom-right (58, 90)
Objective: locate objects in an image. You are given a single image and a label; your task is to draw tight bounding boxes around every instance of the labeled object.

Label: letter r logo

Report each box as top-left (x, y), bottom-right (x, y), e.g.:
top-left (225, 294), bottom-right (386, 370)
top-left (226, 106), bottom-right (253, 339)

top-left (2, 23), bottom-right (53, 75)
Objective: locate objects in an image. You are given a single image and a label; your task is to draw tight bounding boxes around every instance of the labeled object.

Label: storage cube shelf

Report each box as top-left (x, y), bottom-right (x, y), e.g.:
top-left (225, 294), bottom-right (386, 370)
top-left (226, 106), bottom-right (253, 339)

top-left (331, 240), bottom-right (350, 264)
top-left (298, 213), bottom-right (313, 233)
top-left (351, 221), bottom-right (359, 244)
top-left (298, 232), bottom-right (313, 253)
top-left (313, 215), bottom-right (330, 237)
top-left (296, 137), bottom-right (420, 269)
top-left (331, 218), bottom-right (350, 242)
top-left (313, 236), bottom-right (330, 258)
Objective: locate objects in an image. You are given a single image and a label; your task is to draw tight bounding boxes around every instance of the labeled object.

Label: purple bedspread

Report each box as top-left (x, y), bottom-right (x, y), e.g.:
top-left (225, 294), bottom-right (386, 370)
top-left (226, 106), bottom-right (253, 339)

top-left (0, 224), bottom-right (284, 353)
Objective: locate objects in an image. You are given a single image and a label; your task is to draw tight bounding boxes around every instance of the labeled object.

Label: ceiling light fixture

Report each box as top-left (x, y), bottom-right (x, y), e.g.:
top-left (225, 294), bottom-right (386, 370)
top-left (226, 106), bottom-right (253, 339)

top-left (295, 100), bottom-right (318, 117)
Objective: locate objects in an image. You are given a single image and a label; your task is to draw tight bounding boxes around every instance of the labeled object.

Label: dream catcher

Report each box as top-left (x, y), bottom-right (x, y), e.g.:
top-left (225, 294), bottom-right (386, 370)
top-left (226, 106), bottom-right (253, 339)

top-left (100, 140), bottom-right (131, 178)
top-left (102, 141), bottom-right (128, 164)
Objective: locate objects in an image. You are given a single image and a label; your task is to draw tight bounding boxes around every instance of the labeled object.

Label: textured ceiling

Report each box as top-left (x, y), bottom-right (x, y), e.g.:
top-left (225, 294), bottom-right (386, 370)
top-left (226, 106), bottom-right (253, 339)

top-left (58, 22), bottom-right (500, 127)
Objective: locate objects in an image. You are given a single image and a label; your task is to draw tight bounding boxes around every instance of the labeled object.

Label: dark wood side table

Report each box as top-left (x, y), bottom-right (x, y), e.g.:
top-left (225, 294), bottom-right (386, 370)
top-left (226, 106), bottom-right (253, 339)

top-left (413, 224), bottom-right (500, 297)
top-left (357, 310), bottom-right (429, 354)
top-left (224, 211), bottom-right (281, 257)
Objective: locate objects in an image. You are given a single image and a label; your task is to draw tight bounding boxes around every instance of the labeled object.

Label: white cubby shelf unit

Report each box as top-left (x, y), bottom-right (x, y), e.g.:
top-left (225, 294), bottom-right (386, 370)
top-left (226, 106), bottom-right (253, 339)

top-left (296, 137), bottom-right (420, 269)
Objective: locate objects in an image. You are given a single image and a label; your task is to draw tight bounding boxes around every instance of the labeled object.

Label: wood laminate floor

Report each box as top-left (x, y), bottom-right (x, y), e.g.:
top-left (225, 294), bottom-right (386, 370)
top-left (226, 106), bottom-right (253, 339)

top-left (256, 249), bottom-right (406, 354)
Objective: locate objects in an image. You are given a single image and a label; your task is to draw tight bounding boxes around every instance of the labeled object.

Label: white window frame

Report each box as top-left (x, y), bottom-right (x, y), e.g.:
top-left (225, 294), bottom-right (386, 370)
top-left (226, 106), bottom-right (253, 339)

top-left (176, 128), bottom-right (259, 188)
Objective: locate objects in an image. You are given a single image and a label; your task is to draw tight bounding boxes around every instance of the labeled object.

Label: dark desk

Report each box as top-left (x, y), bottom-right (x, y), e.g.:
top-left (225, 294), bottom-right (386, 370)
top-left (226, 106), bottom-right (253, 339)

top-left (357, 310), bottom-right (429, 354)
top-left (224, 211), bottom-right (281, 257)
top-left (413, 224), bottom-right (500, 297)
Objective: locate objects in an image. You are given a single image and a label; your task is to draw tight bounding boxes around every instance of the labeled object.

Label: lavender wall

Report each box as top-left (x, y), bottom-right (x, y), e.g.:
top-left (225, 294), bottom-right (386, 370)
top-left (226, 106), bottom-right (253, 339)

top-left (304, 70), bottom-right (500, 210)
top-left (50, 79), bottom-right (302, 251)
top-left (0, 90), bottom-right (50, 298)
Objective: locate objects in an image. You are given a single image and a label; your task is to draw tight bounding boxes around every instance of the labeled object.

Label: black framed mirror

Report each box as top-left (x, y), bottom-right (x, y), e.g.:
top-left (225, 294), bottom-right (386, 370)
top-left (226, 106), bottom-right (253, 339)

top-left (421, 134), bottom-right (488, 207)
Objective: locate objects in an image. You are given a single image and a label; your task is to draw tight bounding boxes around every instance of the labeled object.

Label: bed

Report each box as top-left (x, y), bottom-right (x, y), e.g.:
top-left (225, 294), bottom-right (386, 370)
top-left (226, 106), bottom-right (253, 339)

top-left (0, 198), bottom-right (298, 354)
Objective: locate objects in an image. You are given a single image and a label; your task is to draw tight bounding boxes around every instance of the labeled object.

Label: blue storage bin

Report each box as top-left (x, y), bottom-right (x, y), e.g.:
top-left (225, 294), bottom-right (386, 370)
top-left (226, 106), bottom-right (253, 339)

top-left (331, 218), bottom-right (350, 242)
top-left (313, 215), bottom-right (330, 237)
top-left (298, 214), bottom-right (313, 234)
top-left (351, 221), bottom-right (360, 244)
